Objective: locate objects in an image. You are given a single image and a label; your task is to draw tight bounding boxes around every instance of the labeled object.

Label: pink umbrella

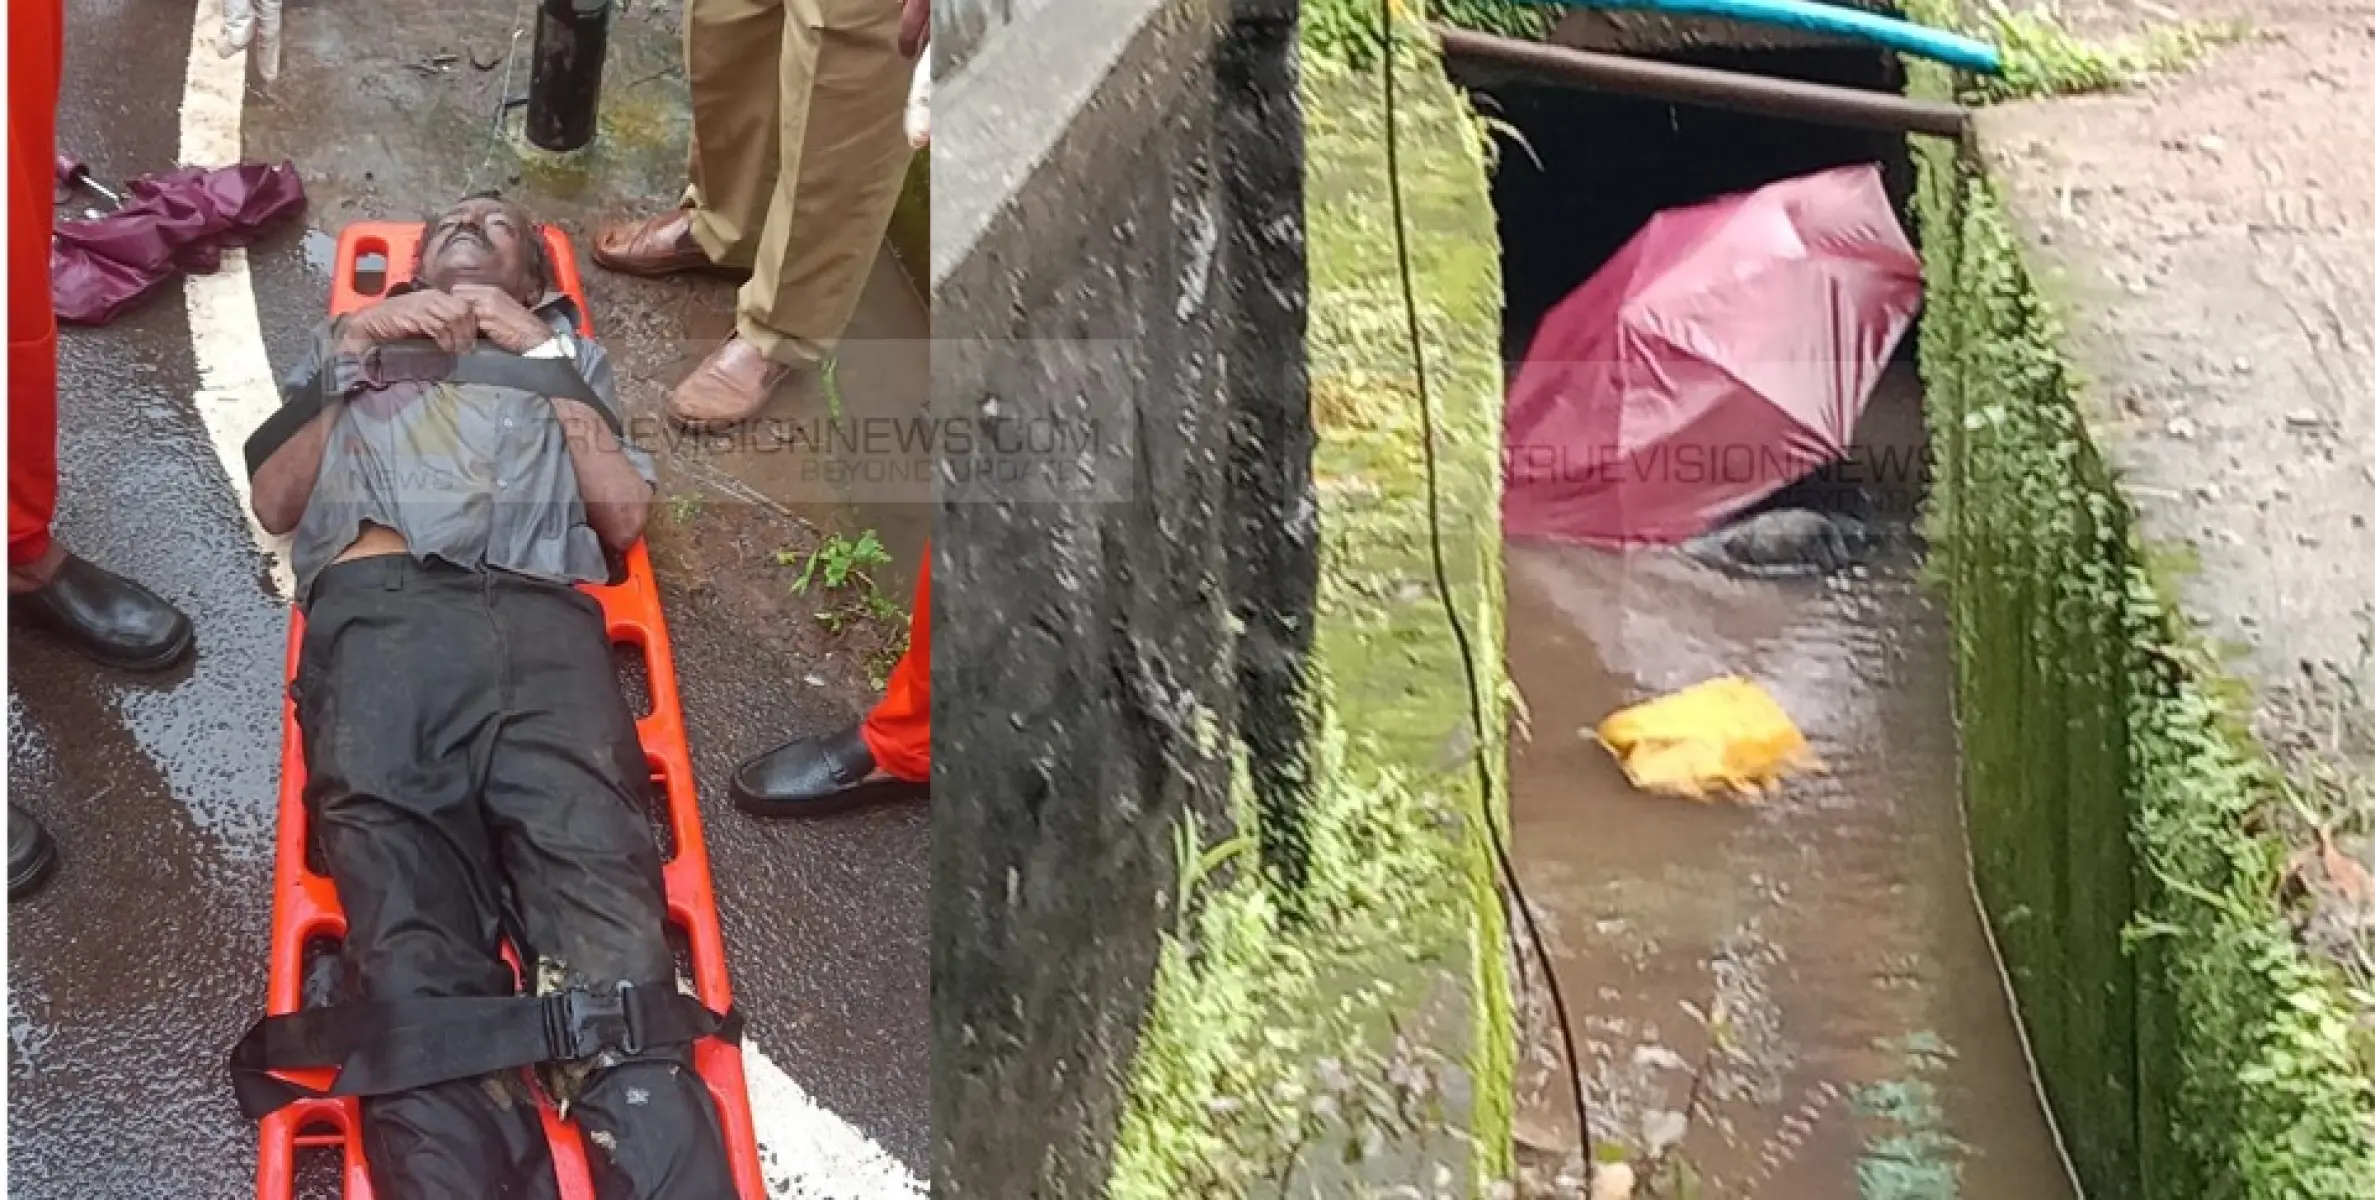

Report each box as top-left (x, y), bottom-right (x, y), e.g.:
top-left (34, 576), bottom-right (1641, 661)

top-left (1502, 164), bottom-right (1921, 547)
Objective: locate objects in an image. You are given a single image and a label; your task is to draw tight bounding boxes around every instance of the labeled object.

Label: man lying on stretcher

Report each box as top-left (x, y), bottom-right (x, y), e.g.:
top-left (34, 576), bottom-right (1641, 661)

top-left (236, 193), bottom-right (737, 1198)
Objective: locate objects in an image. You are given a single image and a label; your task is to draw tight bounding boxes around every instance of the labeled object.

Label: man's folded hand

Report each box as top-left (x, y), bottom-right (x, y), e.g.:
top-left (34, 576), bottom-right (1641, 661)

top-left (338, 290), bottom-right (479, 357)
top-left (452, 285), bottom-right (557, 355)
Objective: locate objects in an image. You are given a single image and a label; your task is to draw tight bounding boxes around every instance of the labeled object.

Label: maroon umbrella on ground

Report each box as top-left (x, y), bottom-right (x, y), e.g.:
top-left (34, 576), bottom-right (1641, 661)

top-left (49, 159), bottom-right (306, 326)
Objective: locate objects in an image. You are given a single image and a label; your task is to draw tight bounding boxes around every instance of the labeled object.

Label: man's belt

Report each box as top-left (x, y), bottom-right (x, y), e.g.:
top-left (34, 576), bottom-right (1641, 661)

top-left (227, 982), bottom-right (741, 1120)
top-left (240, 340), bottom-right (627, 480)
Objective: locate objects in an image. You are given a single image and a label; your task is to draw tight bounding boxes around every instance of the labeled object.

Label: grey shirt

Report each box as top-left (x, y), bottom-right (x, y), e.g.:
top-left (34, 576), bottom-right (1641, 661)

top-left (277, 287), bottom-right (657, 599)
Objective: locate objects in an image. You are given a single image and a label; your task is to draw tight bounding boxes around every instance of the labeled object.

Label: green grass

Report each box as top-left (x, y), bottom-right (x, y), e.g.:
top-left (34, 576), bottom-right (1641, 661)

top-left (1304, 0), bottom-right (1552, 71)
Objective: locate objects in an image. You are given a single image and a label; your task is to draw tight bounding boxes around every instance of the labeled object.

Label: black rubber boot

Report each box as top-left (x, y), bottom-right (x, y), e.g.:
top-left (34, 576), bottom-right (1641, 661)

top-left (14, 553), bottom-right (195, 671)
top-left (730, 724), bottom-right (927, 819)
top-left (11, 804), bottom-right (60, 901)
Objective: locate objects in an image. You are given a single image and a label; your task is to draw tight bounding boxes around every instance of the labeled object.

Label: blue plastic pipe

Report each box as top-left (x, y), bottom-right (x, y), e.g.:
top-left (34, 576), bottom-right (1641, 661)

top-left (1536, 0), bottom-right (2004, 74)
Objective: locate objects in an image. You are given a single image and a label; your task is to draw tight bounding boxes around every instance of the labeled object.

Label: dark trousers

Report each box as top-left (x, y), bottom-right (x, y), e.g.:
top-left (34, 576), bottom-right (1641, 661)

top-left (294, 556), bottom-right (735, 1199)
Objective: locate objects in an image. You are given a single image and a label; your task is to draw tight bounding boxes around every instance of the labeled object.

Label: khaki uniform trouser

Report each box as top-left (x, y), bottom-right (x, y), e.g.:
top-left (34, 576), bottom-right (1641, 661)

top-left (683, 0), bottom-right (913, 368)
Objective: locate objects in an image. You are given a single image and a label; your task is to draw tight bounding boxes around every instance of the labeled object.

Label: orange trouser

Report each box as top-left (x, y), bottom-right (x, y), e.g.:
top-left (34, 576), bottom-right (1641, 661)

top-left (8, 0), bottom-right (63, 571)
top-left (858, 548), bottom-right (928, 783)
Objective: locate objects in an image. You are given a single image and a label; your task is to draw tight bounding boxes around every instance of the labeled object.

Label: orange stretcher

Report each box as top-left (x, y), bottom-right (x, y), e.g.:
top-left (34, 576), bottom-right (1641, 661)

top-left (251, 223), bottom-right (766, 1200)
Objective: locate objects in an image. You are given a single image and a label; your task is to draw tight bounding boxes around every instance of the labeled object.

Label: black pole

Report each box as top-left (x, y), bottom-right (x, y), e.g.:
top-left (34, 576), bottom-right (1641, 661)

top-left (525, 0), bottom-right (612, 152)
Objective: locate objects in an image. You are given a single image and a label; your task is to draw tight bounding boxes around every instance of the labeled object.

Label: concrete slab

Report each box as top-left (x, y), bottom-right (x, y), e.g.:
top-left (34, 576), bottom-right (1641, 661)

top-left (1974, 0), bottom-right (2375, 754)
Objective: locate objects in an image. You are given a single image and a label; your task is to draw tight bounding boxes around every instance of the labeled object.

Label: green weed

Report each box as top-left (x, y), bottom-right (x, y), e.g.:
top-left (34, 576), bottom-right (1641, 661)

top-left (780, 529), bottom-right (891, 594)
top-left (785, 530), bottom-right (907, 677)
top-left (1303, 0), bottom-right (1551, 73)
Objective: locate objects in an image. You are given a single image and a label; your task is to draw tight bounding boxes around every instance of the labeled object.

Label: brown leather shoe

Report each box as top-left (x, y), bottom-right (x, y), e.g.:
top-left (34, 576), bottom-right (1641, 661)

top-left (668, 336), bottom-right (795, 430)
top-left (592, 209), bottom-right (738, 278)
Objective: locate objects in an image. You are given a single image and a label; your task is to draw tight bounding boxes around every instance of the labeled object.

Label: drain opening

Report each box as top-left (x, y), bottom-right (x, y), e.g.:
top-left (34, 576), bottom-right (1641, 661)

top-left (1455, 37), bottom-right (1928, 523)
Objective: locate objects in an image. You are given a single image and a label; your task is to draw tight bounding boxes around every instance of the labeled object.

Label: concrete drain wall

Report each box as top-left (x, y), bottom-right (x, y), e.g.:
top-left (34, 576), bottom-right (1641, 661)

top-left (932, 2), bottom-right (1516, 1195)
top-left (1902, 13), bottom-right (2375, 1195)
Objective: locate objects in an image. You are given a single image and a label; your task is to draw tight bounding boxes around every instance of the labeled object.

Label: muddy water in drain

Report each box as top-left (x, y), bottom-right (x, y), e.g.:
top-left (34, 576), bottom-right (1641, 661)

top-left (1507, 539), bottom-right (2075, 1198)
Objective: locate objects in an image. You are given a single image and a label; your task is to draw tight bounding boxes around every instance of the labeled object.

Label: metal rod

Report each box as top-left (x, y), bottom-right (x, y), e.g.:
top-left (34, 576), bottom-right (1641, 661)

top-left (1433, 24), bottom-right (1970, 138)
top-left (525, 0), bottom-right (612, 152)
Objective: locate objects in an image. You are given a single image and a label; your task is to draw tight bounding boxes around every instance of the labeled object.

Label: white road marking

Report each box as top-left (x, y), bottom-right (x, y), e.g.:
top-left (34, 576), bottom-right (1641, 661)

top-left (743, 1043), bottom-right (928, 1198)
top-left (180, 0), bottom-right (295, 600)
top-left (184, 5), bottom-right (924, 1194)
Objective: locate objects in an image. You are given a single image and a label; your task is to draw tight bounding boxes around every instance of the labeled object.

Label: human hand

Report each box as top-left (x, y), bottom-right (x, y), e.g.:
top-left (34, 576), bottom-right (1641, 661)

top-left (339, 289), bottom-right (479, 357)
top-left (905, 54), bottom-right (930, 149)
top-left (452, 284), bottom-right (556, 355)
top-left (899, 0), bottom-right (928, 59)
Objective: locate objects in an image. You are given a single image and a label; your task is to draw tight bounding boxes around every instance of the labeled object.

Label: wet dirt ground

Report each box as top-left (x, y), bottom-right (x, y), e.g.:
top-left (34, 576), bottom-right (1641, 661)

top-left (1504, 378), bottom-right (2078, 1197)
top-left (8, 0), bottom-right (926, 1194)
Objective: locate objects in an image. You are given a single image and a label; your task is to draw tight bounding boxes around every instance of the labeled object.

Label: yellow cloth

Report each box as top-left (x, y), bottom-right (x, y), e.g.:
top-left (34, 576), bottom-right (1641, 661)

top-left (1595, 676), bottom-right (1813, 800)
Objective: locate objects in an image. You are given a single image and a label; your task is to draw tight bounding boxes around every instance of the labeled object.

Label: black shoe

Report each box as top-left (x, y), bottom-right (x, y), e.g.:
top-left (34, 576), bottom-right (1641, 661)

top-left (13, 553), bottom-right (194, 671)
top-left (730, 724), bottom-right (927, 819)
top-left (10, 805), bottom-right (59, 901)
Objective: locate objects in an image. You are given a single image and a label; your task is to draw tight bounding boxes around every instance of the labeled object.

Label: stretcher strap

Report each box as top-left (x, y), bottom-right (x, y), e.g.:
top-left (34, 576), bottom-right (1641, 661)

top-left (228, 983), bottom-right (742, 1120)
top-left (240, 344), bottom-right (625, 480)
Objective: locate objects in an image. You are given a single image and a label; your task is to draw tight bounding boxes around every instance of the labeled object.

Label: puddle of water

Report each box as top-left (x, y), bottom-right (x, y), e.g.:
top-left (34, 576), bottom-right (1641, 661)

top-left (300, 227), bottom-right (337, 276)
top-left (1505, 531), bottom-right (2076, 1197)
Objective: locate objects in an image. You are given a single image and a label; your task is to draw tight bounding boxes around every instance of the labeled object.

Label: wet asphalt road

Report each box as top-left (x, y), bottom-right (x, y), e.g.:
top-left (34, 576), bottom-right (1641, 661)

top-left (7, 0), bottom-right (929, 1194)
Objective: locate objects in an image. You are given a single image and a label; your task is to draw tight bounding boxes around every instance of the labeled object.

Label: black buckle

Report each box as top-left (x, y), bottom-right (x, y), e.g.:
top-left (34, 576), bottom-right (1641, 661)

top-left (544, 983), bottom-right (643, 1061)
